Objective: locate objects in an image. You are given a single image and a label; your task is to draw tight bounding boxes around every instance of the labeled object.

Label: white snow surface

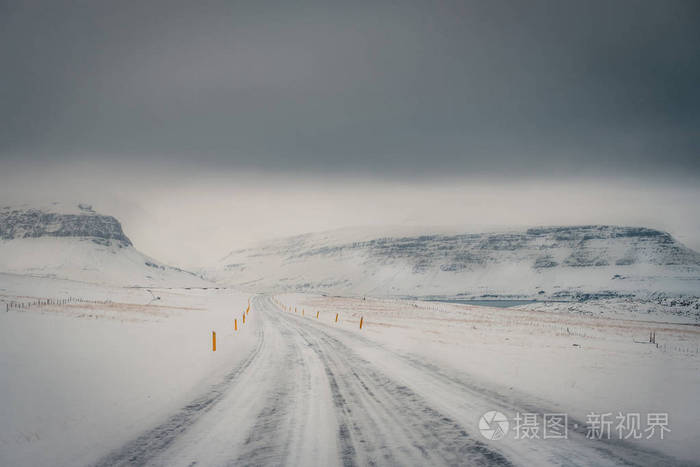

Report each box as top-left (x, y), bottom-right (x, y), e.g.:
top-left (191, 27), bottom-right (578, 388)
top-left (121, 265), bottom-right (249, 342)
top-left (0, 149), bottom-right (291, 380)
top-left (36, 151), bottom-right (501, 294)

top-left (0, 237), bottom-right (209, 287)
top-left (0, 274), bottom-right (254, 467)
top-left (1, 274), bottom-right (699, 466)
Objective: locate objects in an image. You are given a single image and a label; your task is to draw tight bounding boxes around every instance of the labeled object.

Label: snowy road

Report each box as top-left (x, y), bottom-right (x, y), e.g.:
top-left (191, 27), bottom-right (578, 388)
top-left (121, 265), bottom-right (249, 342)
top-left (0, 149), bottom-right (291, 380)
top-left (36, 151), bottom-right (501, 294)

top-left (93, 296), bottom-right (687, 467)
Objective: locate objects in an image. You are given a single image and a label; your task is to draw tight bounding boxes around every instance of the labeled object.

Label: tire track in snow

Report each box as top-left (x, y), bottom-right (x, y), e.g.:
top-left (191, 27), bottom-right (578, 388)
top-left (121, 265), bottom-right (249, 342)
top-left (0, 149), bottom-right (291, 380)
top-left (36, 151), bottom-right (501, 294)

top-left (93, 297), bottom-right (340, 467)
top-left (91, 326), bottom-right (266, 467)
top-left (92, 294), bottom-right (686, 466)
top-left (230, 313), bottom-right (310, 465)
top-left (279, 298), bottom-right (690, 467)
top-left (276, 302), bottom-right (512, 467)
top-left (394, 352), bottom-right (681, 466)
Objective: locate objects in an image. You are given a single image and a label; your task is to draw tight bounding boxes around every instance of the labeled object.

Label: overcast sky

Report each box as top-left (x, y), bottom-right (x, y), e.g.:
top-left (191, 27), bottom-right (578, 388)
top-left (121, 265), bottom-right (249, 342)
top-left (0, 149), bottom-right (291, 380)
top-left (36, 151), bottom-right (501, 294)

top-left (1, 1), bottom-right (699, 266)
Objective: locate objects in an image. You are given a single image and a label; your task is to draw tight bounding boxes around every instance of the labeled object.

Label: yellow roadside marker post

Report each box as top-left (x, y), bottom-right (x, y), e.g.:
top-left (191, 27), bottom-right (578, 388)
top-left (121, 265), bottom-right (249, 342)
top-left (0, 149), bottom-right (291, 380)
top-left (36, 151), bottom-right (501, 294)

top-left (212, 331), bottom-right (216, 351)
top-left (360, 316), bottom-right (364, 329)
top-left (235, 318), bottom-right (238, 331)
top-left (335, 313), bottom-right (339, 323)
top-left (302, 309), bottom-right (305, 316)
top-left (316, 311), bottom-right (319, 319)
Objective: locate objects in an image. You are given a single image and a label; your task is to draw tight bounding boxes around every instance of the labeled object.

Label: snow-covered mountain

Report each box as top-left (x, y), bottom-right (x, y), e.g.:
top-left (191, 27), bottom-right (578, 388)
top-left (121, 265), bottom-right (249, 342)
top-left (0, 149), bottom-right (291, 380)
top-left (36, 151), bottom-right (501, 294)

top-left (0, 204), bottom-right (208, 287)
top-left (210, 225), bottom-right (700, 299)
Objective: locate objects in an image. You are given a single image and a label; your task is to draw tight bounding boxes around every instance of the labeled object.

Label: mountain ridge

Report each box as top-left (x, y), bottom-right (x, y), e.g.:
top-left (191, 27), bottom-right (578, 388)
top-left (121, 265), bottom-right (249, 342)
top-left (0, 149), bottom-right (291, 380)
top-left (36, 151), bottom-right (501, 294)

top-left (211, 225), bottom-right (700, 299)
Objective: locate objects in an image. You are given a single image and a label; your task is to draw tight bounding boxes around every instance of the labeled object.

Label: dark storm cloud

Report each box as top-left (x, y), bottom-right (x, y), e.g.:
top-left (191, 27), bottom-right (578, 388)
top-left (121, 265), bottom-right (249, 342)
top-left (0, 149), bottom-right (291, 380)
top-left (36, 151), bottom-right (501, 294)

top-left (1, 0), bottom-right (699, 177)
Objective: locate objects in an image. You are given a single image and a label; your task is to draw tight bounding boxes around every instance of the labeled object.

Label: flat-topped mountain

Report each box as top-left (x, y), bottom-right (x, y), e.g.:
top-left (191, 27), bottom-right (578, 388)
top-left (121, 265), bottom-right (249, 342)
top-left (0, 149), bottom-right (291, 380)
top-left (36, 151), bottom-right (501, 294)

top-left (0, 204), bottom-right (208, 287)
top-left (209, 225), bottom-right (700, 299)
top-left (0, 204), bottom-right (132, 246)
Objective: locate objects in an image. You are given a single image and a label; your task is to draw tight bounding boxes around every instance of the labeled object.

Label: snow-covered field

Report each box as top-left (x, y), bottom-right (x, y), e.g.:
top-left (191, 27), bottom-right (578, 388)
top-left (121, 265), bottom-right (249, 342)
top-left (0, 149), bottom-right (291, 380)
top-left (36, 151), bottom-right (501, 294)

top-left (1, 274), bottom-right (699, 466)
top-left (280, 293), bottom-right (700, 461)
top-left (0, 274), bottom-right (255, 466)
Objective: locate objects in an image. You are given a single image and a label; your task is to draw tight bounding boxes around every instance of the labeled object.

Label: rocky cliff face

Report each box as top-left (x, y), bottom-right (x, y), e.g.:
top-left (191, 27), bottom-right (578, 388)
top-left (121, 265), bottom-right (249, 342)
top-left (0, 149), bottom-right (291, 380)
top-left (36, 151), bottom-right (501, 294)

top-left (0, 205), bottom-right (132, 247)
top-left (211, 225), bottom-right (700, 298)
top-left (0, 204), bottom-right (207, 287)
top-left (345, 226), bottom-right (700, 272)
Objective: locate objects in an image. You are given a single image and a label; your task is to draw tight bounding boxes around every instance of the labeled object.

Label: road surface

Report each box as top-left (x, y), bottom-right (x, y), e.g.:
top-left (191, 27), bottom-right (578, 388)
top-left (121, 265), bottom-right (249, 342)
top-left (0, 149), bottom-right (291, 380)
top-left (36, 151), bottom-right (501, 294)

top-left (94, 296), bottom-right (686, 466)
